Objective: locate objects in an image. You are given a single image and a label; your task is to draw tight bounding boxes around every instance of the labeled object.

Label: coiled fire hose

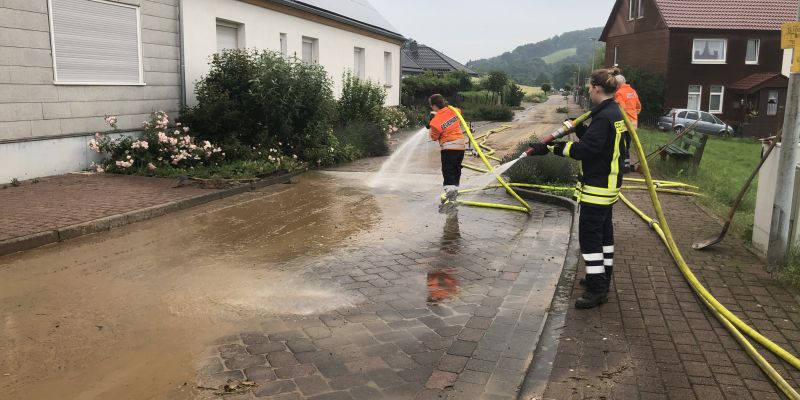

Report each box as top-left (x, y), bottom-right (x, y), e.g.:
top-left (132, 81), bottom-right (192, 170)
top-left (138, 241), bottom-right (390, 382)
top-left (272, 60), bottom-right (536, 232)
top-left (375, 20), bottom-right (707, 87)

top-left (618, 107), bottom-right (800, 399)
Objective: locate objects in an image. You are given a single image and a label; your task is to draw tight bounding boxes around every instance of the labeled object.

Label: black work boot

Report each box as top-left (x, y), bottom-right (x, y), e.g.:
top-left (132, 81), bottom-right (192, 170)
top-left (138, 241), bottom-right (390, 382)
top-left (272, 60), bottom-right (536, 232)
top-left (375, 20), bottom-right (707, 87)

top-left (576, 274), bottom-right (608, 309)
top-left (575, 290), bottom-right (608, 309)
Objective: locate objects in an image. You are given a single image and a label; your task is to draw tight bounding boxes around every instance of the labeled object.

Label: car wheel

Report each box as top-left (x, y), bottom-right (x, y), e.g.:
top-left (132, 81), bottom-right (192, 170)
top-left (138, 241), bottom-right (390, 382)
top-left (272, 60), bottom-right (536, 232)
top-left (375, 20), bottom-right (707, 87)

top-left (718, 130), bottom-right (730, 138)
top-left (673, 126), bottom-right (684, 135)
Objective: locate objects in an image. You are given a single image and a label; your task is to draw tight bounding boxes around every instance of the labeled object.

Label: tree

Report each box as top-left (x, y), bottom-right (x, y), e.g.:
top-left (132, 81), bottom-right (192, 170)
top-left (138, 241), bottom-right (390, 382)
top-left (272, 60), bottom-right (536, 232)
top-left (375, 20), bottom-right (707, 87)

top-left (622, 66), bottom-right (667, 121)
top-left (541, 83), bottom-right (552, 95)
top-left (534, 72), bottom-right (550, 85)
top-left (564, 84), bottom-right (573, 92)
top-left (484, 71), bottom-right (509, 104)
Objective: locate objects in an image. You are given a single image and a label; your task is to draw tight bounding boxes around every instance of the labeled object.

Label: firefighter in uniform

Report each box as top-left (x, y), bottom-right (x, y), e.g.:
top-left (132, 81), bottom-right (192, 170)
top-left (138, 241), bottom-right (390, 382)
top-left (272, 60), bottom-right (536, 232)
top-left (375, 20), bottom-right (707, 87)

top-left (615, 74), bottom-right (641, 172)
top-left (427, 94), bottom-right (466, 212)
top-left (527, 68), bottom-right (627, 309)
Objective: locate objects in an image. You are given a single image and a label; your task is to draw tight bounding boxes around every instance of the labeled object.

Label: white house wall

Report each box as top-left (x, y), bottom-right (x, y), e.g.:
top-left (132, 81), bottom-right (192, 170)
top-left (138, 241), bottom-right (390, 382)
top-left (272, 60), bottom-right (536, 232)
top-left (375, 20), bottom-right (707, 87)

top-left (0, 0), bottom-right (182, 183)
top-left (181, 0), bottom-right (401, 107)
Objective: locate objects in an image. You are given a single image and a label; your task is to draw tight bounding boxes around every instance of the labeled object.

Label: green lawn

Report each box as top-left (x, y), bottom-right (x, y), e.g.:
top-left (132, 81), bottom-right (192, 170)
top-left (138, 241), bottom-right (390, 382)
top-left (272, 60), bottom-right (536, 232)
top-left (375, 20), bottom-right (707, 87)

top-left (635, 128), bottom-right (763, 240)
top-left (542, 48), bottom-right (577, 64)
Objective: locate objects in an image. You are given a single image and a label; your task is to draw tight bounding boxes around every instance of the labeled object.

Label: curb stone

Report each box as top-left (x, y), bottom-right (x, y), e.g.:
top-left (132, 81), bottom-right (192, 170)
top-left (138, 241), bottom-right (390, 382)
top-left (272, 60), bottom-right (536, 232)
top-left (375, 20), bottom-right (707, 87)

top-left (0, 171), bottom-right (304, 257)
top-left (515, 189), bottom-right (580, 400)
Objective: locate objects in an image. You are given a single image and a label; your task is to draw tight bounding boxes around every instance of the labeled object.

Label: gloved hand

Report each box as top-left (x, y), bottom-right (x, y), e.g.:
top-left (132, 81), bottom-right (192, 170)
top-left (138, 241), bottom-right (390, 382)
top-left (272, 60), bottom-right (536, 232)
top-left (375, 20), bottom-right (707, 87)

top-left (525, 143), bottom-right (550, 156)
top-left (425, 111), bottom-right (436, 129)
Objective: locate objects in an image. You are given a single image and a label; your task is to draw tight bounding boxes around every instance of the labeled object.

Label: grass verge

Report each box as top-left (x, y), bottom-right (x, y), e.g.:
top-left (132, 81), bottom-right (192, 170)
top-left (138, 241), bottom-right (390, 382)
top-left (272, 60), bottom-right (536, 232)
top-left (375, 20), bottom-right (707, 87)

top-left (635, 128), bottom-right (762, 241)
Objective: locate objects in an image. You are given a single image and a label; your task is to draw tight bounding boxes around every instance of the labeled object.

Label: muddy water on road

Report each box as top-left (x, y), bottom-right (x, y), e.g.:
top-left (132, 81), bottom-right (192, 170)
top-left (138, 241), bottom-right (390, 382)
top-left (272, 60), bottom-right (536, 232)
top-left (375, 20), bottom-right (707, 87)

top-left (0, 173), bottom-right (379, 400)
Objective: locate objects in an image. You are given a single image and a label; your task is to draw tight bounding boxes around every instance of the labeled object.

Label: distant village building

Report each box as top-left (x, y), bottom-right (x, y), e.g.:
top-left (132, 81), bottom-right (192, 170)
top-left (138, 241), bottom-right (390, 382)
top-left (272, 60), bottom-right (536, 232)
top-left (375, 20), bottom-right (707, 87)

top-left (401, 41), bottom-right (478, 77)
top-left (600, 0), bottom-right (797, 136)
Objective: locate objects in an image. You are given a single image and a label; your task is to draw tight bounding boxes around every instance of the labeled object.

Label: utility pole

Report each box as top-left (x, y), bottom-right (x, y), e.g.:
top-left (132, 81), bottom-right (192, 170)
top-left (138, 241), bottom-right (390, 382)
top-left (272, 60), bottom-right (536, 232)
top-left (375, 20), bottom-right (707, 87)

top-left (767, 5), bottom-right (800, 269)
top-left (590, 37), bottom-right (598, 71)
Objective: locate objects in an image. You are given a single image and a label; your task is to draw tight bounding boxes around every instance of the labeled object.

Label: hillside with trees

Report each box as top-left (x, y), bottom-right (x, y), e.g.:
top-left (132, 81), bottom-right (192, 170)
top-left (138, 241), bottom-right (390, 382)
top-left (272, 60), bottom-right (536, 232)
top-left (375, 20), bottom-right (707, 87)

top-left (466, 27), bottom-right (604, 88)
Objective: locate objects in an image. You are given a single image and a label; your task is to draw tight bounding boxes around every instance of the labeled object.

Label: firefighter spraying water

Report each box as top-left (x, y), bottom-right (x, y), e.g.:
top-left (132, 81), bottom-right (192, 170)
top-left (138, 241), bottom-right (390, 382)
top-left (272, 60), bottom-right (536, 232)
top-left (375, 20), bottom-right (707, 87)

top-left (522, 67), bottom-right (628, 309)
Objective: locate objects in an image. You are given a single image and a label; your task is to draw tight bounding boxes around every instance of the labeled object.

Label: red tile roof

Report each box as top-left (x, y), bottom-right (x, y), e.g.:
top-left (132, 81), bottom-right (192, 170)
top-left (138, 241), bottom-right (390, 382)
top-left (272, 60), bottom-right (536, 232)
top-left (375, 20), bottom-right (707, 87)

top-left (655, 0), bottom-right (798, 30)
top-left (729, 73), bottom-right (788, 92)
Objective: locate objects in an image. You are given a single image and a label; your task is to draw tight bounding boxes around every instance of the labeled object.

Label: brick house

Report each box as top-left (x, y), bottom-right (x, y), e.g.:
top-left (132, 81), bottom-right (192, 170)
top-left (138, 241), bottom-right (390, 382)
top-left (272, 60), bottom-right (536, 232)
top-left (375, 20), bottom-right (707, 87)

top-left (600, 0), bottom-right (797, 136)
top-left (0, 0), bottom-right (402, 183)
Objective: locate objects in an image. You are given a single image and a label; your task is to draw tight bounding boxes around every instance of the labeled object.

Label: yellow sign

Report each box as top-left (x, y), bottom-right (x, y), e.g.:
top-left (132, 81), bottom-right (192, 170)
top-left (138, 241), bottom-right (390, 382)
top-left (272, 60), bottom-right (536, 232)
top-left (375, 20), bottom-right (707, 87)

top-left (782, 22), bottom-right (800, 49)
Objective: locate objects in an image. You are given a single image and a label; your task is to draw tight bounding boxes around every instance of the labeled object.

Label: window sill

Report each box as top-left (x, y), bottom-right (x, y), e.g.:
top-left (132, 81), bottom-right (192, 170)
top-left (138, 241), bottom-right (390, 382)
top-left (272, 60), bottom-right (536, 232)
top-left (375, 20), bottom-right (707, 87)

top-left (54, 81), bottom-right (147, 86)
top-left (691, 61), bottom-right (726, 65)
top-left (745, 62), bottom-right (759, 65)
top-left (709, 111), bottom-right (723, 115)
top-left (383, 84), bottom-right (393, 88)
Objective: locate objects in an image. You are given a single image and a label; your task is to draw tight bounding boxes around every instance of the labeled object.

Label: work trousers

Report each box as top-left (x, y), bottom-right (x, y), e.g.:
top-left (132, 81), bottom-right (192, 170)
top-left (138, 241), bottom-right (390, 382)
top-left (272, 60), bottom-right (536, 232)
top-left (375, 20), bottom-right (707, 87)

top-left (441, 150), bottom-right (465, 186)
top-left (579, 204), bottom-right (615, 294)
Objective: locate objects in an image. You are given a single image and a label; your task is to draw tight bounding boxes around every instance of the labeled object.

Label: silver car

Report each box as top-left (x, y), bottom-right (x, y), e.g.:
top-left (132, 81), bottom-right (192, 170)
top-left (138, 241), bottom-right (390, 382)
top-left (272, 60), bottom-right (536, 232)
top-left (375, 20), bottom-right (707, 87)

top-left (657, 109), bottom-right (734, 136)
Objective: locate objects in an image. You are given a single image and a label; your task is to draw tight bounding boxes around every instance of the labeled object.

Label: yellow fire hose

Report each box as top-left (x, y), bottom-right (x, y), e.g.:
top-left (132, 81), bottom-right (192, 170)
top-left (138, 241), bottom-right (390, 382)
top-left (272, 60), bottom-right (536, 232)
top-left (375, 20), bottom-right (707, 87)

top-left (462, 125), bottom-right (511, 172)
top-left (447, 109), bottom-right (593, 213)
top-left (619, 108), bottom-right (800, 398)
top-left (448, 106), bottom-right (531, 213)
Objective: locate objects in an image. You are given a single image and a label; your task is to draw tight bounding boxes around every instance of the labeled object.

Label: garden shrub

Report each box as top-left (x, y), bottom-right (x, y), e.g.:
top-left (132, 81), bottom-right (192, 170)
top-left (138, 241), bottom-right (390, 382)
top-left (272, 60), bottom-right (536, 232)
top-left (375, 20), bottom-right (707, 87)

top-left (182, 49), bottom-right (338, 163)
top-left (399, 105), bottom-right (430, 128)
top-left (556, 107), bottom-right (569, 113)
top-left (338, 72), bottom-right (386, 127)
top-left (382, 106), bottom-right (410, 135)
top-left (90, 111), bottom-right (225, 174)
top-left (462, 105), bottom-right (514, 122)
top-left (334, 121), bottom-right (389, 158)
top-left (503, 140), bottom-right (579, 185)
top-left (503, 84), bottom-right (525, 107)
top-left (400, 71), bottom-right (472, 106)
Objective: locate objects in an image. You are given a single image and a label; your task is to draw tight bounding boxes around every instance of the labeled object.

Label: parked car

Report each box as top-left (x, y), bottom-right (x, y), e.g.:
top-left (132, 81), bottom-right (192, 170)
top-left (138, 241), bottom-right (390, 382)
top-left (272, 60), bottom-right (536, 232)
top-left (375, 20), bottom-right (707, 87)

top-left (657, 109), bottom-right (735, 136)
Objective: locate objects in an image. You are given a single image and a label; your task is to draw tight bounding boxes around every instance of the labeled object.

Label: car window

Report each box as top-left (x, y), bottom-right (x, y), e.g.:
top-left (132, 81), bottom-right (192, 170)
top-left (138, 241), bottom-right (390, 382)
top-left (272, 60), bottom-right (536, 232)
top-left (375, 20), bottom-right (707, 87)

top-left (700, 112), bottom-right (716, 123)
top-left (713, 115), bottom-right (725, 125)
top-left (685, 111), bottom-right (699, 120)
top-left (664, 109), bottom-right (676, 117)
top-left (677, 111), bottom-right (687, 118)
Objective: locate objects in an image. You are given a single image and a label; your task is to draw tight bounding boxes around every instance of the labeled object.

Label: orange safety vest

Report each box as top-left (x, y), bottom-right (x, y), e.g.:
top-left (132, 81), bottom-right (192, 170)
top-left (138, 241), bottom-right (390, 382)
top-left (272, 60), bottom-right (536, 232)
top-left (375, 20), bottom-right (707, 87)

top-left (615, 84), bottom-right (641, 125)
top-left (429, 107), bottom-right (466, 151)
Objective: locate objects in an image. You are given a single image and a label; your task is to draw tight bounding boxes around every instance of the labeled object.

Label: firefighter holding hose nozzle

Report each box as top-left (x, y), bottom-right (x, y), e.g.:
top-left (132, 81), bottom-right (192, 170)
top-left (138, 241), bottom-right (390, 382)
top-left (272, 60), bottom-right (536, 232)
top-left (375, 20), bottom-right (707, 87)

top-left (427, 94), bottom-right (466, 213)
top-left (522, 67), bottom-right (628, 309)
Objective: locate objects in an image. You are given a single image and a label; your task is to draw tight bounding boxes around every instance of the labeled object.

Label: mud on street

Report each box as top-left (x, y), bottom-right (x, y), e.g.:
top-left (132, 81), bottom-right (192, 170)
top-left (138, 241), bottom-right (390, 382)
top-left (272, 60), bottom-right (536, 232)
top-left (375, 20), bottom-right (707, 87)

top-left (0, 98), bottom-right (574, 399)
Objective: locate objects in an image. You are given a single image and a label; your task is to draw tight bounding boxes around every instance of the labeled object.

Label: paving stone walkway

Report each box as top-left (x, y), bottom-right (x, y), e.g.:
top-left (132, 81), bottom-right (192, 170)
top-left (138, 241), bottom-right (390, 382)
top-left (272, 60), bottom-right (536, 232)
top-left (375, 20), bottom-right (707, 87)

top-left (542, 186), bottom-right (800, 400)
top-left (0, 174), bottom-right (215, 241)
top-left (197, 174), bottom-right (573, 400)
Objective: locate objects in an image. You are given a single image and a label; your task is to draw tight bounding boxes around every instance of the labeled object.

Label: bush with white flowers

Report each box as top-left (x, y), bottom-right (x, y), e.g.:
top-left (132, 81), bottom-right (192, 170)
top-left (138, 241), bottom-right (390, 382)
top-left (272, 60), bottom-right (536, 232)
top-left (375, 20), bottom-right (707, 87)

top-left (89, 111), bottom-right (225, 174)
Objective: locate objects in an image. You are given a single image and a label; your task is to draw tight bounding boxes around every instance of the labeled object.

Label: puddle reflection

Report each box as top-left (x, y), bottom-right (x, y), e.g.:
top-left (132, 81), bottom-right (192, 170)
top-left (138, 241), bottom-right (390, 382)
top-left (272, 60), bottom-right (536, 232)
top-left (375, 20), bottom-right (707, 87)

top-left (427, 211), bottom-right (461, 303)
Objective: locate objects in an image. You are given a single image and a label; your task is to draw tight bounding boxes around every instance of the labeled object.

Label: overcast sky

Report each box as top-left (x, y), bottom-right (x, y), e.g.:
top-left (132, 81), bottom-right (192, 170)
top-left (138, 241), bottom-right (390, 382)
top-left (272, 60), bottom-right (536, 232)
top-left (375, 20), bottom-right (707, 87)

top-left (368, 0), bottom-right (616, 63)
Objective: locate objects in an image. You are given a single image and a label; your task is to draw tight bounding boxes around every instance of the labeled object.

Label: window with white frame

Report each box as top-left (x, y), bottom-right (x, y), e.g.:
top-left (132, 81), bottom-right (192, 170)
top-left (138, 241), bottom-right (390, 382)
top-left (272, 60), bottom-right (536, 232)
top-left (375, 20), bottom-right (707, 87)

top-left (628, 0), bottom-right (635, 20)
top-left (687, 85), bottom-right (702, 110)
top-left (767, 90), bottom-right (779, 116)
top-left (692, 39), bottom-right (727, 64)
top-left (49, 0), bottom-right (143, 85)
top-left (746, 39), bottom-right (760, 65)
top-left (302, 36), bottom-right (318, 64)
top-left (613, 45), bottom-right (619, 66)
top-left (216, 20), bottom-right (241, 52)
top-left (354, 47), bottom-right (365, 79)
top-left (280, 33), bottom-right (287, 57)
top-left (384, 52), bottom-right (392, 86)
top-left (709, 85), bottom-right (724, 114)
top-left (637, 0), bottom-right (644, 18)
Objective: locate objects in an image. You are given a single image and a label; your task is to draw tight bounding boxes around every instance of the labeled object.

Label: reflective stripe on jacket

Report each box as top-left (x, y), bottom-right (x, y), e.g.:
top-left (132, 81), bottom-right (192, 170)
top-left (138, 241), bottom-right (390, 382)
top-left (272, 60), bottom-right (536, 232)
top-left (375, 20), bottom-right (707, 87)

top-left (429, 107), bottom-right (466, 151)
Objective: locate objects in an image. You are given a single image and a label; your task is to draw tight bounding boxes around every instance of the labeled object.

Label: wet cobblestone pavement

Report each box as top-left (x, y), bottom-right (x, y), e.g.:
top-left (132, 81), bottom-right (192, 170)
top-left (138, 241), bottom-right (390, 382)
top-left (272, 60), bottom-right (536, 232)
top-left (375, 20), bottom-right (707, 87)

top-left (197, 171), bottom-right (572, 399)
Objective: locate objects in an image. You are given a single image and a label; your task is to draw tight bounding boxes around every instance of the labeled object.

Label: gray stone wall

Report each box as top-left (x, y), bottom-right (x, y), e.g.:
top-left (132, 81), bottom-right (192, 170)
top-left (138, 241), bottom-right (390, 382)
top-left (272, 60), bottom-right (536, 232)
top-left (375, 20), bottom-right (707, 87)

top-left (0, 0), bottom-right (181, 142)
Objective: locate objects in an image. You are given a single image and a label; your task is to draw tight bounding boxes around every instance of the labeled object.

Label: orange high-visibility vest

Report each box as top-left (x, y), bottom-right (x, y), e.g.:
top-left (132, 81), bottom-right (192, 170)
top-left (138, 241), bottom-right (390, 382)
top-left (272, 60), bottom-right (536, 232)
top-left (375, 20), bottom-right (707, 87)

top-left (615, 84), bottom-right (641, 125)
top-left (429, 107), bottom-right (466, 151)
